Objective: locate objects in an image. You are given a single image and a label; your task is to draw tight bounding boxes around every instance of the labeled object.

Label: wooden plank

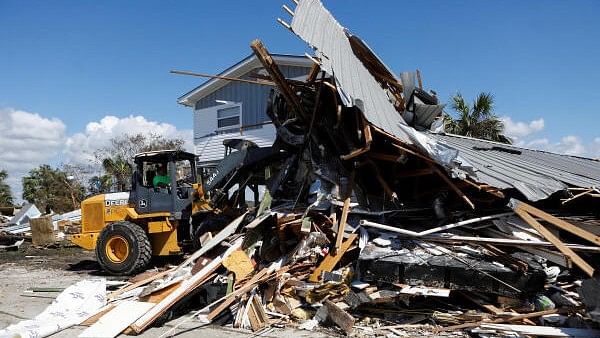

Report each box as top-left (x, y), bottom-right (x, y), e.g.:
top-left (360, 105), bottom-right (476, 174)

top-left (430, 165), bottom-right (475, 210)
top-left (78, 301), bottom-right (154, 338)
top-left (334, 197), bottom-right (351, 253)
top-left (251, 39), bottom-right (305, 116)
top-left (174, 212), bottom-right (247, 274)
top-left (309, 233), bottom-right (358, 282)
top-left (516, 201), bottom-right (600, 247)
top-left (170, 70), bottom-right (275, 86)
top-left (131, 238), bottom-right (243, 333)
top-left (80, 305), bottom-right (115, 326)
top-left (437, 308), bottom-right (565, 332)
top-left (416, 69), bottom-right (423, 89)
top-left (30, 216), bottom-right (55, 246)
top-left (108, 267), bottom-right (175, 300)
top-left (321, 299), bottom-right (355, 334)
top-left (512, 202), bottom-right (594, 277)
top-left (138, 281), bottom-right (182, 304)
top-left (248, 294), bottom-right (269, 331)
top-left (207, 267), bottom-right (271, 321)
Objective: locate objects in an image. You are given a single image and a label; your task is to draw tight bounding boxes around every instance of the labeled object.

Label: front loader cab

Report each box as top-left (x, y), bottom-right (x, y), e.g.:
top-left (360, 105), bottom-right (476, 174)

top-left (129, 150), bottom-right (197, 217)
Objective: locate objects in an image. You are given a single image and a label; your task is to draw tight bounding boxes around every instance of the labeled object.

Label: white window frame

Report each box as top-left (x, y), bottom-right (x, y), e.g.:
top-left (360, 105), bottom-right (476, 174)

top-left (215, 102), bottom-right (242, 131)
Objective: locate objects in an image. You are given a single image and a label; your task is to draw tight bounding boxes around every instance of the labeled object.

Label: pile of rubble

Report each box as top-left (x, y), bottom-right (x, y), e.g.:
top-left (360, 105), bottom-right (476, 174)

top-left (3, 1), bottom-right (600, 337)
top-left (0, 203), bottom-right (81, 249)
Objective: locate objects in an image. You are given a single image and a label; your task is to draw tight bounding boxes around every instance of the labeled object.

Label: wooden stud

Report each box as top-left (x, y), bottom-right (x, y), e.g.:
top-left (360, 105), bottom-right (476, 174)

top-left (512, 203), bottom-right (594, 277)
top-left (207, 267), bottom-right (271, 321)
top-left (416, 69), bottom-right (423, 89)
top-left (309, 233), bottom-right (358, 282)
top-left (170, 70), bottom-right (275, 86)
top-left (516, 200), bottom-right (600, 247)
top-left (430, 165), bottom-right (475, 209)
top-left (108, 267), bottom-right (176, 300)
top-left (335, 196), bottom-right (351, 252)
top-left (251, 39), bottom-right (305, 116)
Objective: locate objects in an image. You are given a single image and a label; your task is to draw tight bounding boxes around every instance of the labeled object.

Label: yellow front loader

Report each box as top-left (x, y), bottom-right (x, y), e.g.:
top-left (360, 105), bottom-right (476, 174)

top-left (69, 144), bottom-right (279, 275)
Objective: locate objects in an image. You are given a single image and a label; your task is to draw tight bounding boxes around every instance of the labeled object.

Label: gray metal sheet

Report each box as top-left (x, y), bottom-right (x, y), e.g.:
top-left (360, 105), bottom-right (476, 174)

top-left (289, 0), bottom-right (461, 169)
top-left (432, 133), bottom-right (600, 201)
top-left (290, 0), bottom-right (411, 142)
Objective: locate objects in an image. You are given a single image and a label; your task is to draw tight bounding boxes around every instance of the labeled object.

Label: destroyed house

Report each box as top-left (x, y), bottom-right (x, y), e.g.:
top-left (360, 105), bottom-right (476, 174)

top-left (178, 54), bottom-right (313, 168)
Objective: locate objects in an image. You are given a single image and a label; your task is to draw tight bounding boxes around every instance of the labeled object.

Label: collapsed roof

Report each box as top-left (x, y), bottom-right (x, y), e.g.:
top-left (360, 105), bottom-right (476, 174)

top-left (285, 0), bottom-right (600, 202)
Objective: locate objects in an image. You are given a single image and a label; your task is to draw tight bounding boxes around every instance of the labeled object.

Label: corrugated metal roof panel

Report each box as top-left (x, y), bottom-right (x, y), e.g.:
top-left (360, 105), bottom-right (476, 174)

top-left (289, 0), bottom-right (459, 168)
top-left (431, 133), bottom-right (600, 201)
top-left (290, 0), bottom-right (411, 143)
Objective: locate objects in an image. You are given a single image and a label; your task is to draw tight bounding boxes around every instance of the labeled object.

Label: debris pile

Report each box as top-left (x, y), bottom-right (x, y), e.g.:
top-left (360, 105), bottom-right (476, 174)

top-left (3, 1), bottom-right (600, 337)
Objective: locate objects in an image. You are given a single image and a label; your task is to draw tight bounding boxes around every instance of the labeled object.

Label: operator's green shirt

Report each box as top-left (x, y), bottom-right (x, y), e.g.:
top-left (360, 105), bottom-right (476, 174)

top-left (153, 175), bottom-right (171, 188)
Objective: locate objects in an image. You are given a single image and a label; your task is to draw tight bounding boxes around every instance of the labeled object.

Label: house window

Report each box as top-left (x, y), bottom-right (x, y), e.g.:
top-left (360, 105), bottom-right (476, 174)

top-left (217, 105), bottom-right (241, 129)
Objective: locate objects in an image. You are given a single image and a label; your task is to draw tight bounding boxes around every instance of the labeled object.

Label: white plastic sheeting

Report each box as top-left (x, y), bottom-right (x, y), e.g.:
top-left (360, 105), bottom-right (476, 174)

top-left (0, 279), bottom-right (106, 338)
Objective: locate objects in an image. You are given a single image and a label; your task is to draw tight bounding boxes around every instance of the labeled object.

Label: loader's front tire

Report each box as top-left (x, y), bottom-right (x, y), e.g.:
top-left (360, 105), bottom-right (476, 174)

top-left (96, 221), bottom-right (152, 276)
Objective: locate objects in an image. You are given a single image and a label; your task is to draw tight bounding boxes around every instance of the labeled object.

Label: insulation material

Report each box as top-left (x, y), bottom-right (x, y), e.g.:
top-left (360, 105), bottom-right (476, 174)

top-left (0, 279), bottom-right (106, 338)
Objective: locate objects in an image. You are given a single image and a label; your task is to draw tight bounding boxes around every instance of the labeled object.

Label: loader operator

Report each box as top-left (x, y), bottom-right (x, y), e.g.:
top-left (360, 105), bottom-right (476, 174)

top-left (153, 164), bottom-right (171, 188)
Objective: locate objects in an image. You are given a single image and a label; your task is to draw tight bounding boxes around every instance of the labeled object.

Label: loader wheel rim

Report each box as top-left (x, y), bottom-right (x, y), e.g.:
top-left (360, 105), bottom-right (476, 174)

top-left (105, 235), bottom-right (129, 263)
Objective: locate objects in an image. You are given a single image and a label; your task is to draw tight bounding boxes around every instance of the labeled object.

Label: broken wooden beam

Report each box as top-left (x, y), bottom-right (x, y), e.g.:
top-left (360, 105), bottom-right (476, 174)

top-left (514, 200), bottom-right (600, 247)
top-left (250, 39), bottom-right (305, 116)
top-left (510, 199), bottom-right (595, 277)
top-left (309, 233), bottom-right (358, 282)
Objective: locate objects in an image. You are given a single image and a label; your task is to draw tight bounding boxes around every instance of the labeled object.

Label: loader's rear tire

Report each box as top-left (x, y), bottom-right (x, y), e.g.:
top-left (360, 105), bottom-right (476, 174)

top-left (96, 221), bottom-right (151, 276)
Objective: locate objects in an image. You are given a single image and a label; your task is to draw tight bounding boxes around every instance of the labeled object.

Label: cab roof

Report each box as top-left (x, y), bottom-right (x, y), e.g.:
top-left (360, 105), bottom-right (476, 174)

top-left (134, 149), bottom-right (196, 162)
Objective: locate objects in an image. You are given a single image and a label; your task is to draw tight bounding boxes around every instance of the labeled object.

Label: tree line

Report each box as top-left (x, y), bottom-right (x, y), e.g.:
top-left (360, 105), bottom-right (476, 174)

top-left (0, 133), bottom-right (185, 213)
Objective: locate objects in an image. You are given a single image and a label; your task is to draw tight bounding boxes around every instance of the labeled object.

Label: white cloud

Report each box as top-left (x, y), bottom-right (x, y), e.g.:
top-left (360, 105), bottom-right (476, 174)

top-left (63, 115), bottom-right (193, 164)
top-left (0, 109), bottom-right (193, 203)
top-left (524, 135), bottom-right (587, 156)
top-left (0, 108), bottom-right (67, 200)
top-left (501, 116), bottom-right (545, 138)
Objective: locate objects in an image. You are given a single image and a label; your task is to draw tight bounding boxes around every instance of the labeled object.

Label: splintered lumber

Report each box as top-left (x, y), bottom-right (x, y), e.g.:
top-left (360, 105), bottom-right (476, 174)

top-left (138, 281), bottom-right (182, 304)
top-left (78, 301), bottom-right (154, 338)
top-left (317, 299), bottom-right (355, 334)
top-left (430, 165), bottom-right (475, 210)
top-left (510, 199), bottom-right (595, 277)
top-left (108, 267), bottom-right (175, 300)
top-left (30, 216), bottom-right (55, 246)
top-left (130, 238), bottom-right (243, 333)
top-left (437, 307), bottom-right (567, 332)
top-left (334, 197), bottom-right (351, 252)
top-left (515, 200), bottom-right (600, 247)
top-left (247, 294), bottom-right (270, 332)
top-left (207, 267), bottom-right (271, 321)
top-left (251, 39), bottom-right (305, 115)
top-left (309, 233), bottom-right (358, 282)
top-left (175, 212), bottom-right (247, 273)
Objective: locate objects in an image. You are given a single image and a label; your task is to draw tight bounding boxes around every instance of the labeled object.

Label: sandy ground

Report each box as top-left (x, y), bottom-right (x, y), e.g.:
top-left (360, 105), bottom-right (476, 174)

top-left (0, 243), bottom-right (329, 338)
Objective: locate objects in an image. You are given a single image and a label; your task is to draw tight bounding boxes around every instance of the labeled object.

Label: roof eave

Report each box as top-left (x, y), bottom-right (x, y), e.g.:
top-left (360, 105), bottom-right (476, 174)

top-left (177, 54), bottom-right (314, 107)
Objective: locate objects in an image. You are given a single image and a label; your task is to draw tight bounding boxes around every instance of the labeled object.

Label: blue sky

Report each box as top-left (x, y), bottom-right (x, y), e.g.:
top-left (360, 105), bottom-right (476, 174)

top-left (1, 0), bottom-right (599, 197)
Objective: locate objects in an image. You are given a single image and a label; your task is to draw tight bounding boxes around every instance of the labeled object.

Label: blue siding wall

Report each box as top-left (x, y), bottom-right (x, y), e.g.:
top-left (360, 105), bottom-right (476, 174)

top-left (194, 65), bottom-right (310, 126)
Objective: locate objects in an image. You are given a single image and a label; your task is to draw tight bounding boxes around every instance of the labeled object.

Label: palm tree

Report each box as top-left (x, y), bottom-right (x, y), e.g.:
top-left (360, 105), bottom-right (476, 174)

top-left (102, 156), bottom-right (132, 192)
top-left (0, 170), bottom-right (13, 206)
top-left (444, 92), bottom-right (512, 144)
